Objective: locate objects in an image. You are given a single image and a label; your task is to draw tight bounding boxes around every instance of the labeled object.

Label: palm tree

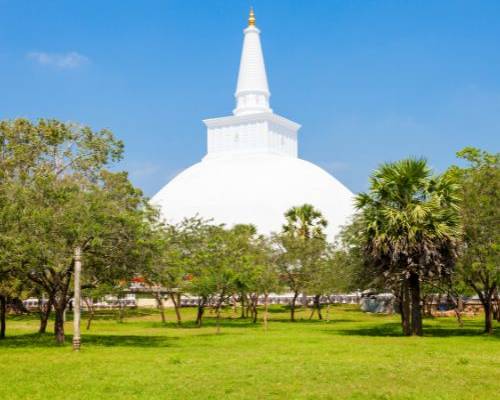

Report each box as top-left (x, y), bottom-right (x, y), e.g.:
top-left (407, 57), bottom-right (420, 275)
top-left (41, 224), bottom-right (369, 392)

top-left (355, 158), bottom-right (461, 336)
top-left (283, 204), bottom-right (327, 240)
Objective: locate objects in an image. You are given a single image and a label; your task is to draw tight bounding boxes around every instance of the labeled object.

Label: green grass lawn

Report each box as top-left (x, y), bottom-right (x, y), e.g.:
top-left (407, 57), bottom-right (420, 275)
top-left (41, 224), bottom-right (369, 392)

top-left (1, 305), bottom-right (499, 400)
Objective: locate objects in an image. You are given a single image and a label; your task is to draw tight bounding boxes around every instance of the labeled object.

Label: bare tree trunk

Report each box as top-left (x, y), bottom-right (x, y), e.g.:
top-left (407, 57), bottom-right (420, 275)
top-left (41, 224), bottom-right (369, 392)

top-left (39, 297), bottom-right (52, 334)
top-left (400, 282), bottom-right (411, 336)
top-left (117, 299), bottom-right (125, 323)
top-left (447, 292), bottom-right (463, 328)
top-left (483, 297), bottom-right (493, 335)
top-left (84, 298), bottom-right (95, 331)
top-left (246, 299), bottom-right (253, 320)
top-left (326, 302), bottom-right (331, 323)
top-left (315, 294), bottom-right (323, 320)
top-left (170, 293), bottom-right (182, 326)
top-left (232, 295), bottom-right (238, 318)
top-left (0, 295), bottom-right (6, 339)
top-left (308, 306), bottom-right (315, 320)
top-left (409, 273), bottom-right (423, 336)
top-left (290, 291), bottom-right (299, 322)
top-left (240, 294), bottom-right (246, 318)
top-left (54, 303), bottom-right (66, 344)
top-left (154, 290), bottom-right (166, 324)
top-left (215, 295), bottom-right (224, 335)
top-left (196, 297), bottom-right (206, 327)
top-left (422, 294), bottom-right (431, 317)
top-left (493, 289), bottom-right (500, 322)
top-left (263, 293), bottom-right (269, 331)
top-left (250, 294), bottom-right (258, 324)
top-left (470, 282), bottom-right (495, 335)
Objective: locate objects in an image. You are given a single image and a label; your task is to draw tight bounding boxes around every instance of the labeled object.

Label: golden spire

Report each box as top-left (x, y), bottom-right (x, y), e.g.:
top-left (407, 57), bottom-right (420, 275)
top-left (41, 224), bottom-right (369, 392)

top-left (248, 7), bottom-right (256, 26)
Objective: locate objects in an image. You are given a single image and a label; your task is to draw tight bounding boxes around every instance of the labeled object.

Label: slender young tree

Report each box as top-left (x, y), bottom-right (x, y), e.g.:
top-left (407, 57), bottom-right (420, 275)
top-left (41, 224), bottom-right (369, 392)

top-left (277, 204), bottom-right (328, 321)
top-left (451, 147), bottom-right (499, 334)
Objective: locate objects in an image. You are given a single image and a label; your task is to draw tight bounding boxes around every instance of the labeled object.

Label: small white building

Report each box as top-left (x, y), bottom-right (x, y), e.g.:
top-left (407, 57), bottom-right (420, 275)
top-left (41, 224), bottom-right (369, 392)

top-left (152, 10), bottom-right (354, 240)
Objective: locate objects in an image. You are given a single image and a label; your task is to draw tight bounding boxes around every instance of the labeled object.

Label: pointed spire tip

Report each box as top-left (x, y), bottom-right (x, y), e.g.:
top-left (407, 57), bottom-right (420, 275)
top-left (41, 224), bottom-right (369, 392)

top-left (248, 7), bottom-right (256, 26)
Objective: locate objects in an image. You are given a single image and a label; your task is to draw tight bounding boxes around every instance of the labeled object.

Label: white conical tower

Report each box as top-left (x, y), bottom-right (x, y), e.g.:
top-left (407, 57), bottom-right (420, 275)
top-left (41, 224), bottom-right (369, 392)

top-left (233, 8), bottom-right (272, 116)
top-left (152, 9), bottom-right (355, 242)
top-left (202, 8), bottom-right (300, 159)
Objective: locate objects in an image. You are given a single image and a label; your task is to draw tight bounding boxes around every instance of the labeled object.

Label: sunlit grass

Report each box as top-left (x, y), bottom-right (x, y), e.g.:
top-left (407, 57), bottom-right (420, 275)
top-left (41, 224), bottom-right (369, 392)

top-left (1, 305), bottom-right (498, 399)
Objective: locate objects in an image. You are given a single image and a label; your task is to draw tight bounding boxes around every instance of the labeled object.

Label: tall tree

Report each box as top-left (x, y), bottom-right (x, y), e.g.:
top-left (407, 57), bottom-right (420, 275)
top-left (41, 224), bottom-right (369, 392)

top-left (451, 147), bottom-right (499, 334)
top-left (355, 158), bottom-right (461, 336)
top-left (0, 118), bottom-right (158, 344)
top-left (144, 217), bottom-right (212, 326)
top-left (283, 204), bottom-right (327, 240)
top-left (277, 204), bottom-right (328, 321)
top-left (304, 246), bottom-right (350, 321)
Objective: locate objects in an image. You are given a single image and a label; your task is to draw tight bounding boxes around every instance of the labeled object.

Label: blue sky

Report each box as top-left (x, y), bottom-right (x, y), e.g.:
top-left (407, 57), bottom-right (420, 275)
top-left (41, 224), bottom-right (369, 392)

top-left (1, 0), bottom-right (499, 196)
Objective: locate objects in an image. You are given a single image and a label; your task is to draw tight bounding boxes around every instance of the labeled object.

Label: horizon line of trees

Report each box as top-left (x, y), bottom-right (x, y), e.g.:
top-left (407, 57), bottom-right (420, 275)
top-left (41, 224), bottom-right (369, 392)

top-left (0, 118), bottom-right (498, 345)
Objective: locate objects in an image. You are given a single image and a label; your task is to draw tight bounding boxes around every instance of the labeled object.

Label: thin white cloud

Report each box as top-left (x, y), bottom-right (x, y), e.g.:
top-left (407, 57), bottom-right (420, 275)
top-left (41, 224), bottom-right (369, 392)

top-left (320, 160), bottom-right (350, 173)
top-left (27, 51), bottom-right (89, 69)
top-left (129, 162), bottom-right (161, 180)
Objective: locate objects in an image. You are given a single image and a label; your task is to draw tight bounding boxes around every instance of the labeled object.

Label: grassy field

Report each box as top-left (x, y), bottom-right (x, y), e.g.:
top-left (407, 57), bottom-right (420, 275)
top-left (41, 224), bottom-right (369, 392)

top-left (0, 305), bottom-right (499, 400)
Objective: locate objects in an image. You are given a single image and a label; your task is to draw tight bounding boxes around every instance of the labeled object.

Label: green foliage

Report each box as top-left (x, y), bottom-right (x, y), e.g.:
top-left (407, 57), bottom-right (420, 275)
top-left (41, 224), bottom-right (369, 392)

top-left (283, 203), bottom-right (327, 240)
top-left (451, 147), bottom-right (499, 333)
top-left (0, 118), bottom-right (157, 342)
top-left (354, 158), bottom-right (462, 335)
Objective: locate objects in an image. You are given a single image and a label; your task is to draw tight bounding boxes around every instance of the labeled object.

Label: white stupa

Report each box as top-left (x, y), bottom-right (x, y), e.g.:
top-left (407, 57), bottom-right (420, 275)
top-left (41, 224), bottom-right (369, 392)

top-left (152, 9), bottom-right (354, 240)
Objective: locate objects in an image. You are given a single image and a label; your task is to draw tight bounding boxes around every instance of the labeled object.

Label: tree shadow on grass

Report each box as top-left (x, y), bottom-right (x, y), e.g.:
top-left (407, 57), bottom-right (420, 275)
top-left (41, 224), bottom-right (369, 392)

top-left (332, 322), bottom-right (500, 338)
top-left (269, 318), bottom-right (355, 324)
top-left (178, 318), bottom-right (260, 330)
top-left (0, 333), bottom-right (176, 348)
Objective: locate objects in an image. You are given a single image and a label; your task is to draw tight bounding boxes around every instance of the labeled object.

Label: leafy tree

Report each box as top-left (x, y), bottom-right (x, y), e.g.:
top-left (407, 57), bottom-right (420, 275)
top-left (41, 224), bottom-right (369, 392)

top-left (283, 204), bottom-right (327, 240)
top-left (304, 246), bottom-right (351, 321)
top-left (188, 225), bottom-right (242, 333)
top-left (451, 147), bottom-right (499, 334)
top-left (276, 204), bottom-right (328, 321)
top-left (144, 217), bottom-right (213, 326)
top-left (250, 238), bottom-right (282, 329)
top-left (355, 158), bottom-right (461, 336)
top-left (230, 226), bottom-right (280, 324)
top-left (0, 118), bottom-right (156, 344)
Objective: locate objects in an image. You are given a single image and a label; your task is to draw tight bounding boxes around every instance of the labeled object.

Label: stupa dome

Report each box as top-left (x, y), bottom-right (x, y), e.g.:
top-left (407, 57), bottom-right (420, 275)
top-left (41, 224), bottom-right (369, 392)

top-left (151, 10), bottom-right (354, 241)
top-left (152, 153), bottom-right (353, 240)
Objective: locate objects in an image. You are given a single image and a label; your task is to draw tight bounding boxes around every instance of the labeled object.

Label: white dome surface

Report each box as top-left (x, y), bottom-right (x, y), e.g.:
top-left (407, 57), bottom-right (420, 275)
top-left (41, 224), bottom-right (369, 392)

top-left (151, 153), bottom-right (354, 241)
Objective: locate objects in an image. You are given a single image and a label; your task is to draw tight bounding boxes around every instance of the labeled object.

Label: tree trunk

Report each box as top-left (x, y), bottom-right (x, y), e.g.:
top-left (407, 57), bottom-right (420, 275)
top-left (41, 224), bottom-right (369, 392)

top-left (290, 291), bottom-right (299, 322)
top-left (154, 291), bottom-right (166, 324)
top-left (308, 306), bottom-right (315, 320)
top-left (240, 294), bottom-right (246, 318)
top-left (409, 272), bottom-right (423, 336)
top-left (215, 295), bottom-right (224, 334)
top-left (483, 298), bottom-right (493, 335)
top-left (196, 297), bottom-right (206, 327)
top-left (39, 297), bottom-right (52, 334)
top-left (0, 295), bottom-right (6, 339)
top-left (170, 293), bottom-right (182, 326)
top-left (54, 303), bottom-right (66, 344)
top-left (315, 294), bottom-right (323, 320)
top-left (231, 296), bottom-right (238, 318)
top-left (326, 302), bottom-right (331, 323)
top-left (117, 298), bottom-right (125, 323)
top-left (446, 291), bottom-right (464, 328)
top-left (84, 298), bottom-right (95, 331)
top-left (400, 282), bottom-right (411, 336)
top-left (493, 290), bottom-right (500, 322)
top-left (263, 293), bottom-right (269, 331)
top-left (250, 294), bottom-right (258, 324)
top-left (246, 300), bottom-right (252, 320)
